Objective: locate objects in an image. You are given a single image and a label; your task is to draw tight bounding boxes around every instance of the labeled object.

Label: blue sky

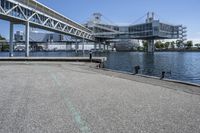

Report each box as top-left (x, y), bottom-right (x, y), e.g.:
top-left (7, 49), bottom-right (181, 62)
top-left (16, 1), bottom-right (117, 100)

top-left (0, 0), bottom-right (200, 42)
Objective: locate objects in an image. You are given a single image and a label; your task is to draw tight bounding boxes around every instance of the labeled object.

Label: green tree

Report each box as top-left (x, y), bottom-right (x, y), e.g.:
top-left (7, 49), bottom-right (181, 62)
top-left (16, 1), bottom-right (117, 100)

top-left (171, 41), bottom-right (175, 49)
top-left (160, 43), bottom-right (164, 49)
top-left (155, 41), bottom-right (162, 49)
top-left (164, 42), bottom-right (170, 49)
top-left (0, 34), bottom-right (8, 51)
top-left (176, 40), bottom-right (182, 49)
top-left (1, 44), bottom-right (9, 51)
top-left (137, 46), bottom-right (143, 51)
top-left (186, 41), bottom-right (193, 49)
top-left (195, 43), bottom-right (200, 49)
top-left (142, 41), bottom-right (148, 51)
top-left (0, 34), bottom-right (6, 40)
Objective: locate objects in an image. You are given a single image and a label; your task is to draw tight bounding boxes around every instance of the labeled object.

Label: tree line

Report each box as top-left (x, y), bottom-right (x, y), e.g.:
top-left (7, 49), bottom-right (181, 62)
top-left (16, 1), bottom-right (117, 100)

top-left (0, 34), bottom-right (9, 51)
top-left (142, 40), bottom-right (200, 50)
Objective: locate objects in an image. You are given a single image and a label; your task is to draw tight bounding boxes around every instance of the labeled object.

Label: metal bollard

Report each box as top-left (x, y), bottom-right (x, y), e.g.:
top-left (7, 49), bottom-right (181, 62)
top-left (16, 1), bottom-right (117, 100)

top-left (89, 50), bottom-right (92, 62)
top-left (160, 71), bottom-right (165, 80)
top-left (134, 65), bottom-right (140, 74)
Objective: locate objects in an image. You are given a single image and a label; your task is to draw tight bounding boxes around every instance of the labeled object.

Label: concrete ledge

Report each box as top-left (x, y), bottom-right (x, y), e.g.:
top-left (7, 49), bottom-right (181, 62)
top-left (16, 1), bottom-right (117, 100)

top-left (0, 57), bottom-right (107, 63)
top-left (98, 67), bottom-right (200, 88)
top-left (97, 68), bottom-right (200, 87)
top-left (87, 67), bottom-right (200, 95)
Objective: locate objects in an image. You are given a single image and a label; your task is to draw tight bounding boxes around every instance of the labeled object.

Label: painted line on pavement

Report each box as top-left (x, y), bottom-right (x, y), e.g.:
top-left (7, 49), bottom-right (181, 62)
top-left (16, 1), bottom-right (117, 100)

top-left (50, 73), bottom-right (92, 133)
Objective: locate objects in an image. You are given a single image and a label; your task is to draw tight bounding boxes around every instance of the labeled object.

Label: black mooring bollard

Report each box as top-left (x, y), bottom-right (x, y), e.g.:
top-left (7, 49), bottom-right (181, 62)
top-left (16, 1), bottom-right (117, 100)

top-left (160, 71), bottom-right (166, 80)
top-left (89, 50), bottom-right (92, 62)
top-left (134, 65), bottom-right (140, 74)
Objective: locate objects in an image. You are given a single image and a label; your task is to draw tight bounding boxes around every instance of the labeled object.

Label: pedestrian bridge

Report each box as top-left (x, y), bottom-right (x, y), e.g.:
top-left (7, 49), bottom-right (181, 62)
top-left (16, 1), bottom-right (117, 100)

top-left (0, 0), bottom-right (93, 40)
top-left (0, 0), bottom-right (95, 56)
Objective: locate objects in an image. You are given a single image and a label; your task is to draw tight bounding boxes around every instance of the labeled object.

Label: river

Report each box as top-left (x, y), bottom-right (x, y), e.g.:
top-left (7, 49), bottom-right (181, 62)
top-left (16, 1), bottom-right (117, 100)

top-left (0, 51), bottom-right (200, 84)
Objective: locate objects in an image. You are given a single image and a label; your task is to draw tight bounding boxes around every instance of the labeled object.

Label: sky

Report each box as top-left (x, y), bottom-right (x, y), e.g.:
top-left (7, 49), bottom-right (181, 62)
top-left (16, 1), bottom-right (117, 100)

top-left (0, 0), bottom-right (200, 43)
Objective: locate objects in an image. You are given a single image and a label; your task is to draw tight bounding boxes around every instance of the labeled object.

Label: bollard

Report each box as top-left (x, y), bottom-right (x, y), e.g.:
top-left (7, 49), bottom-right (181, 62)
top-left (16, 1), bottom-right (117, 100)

top-left (134, 65), bottom-right (140, 74)
top-left (97, 62), bottom-right (104, 68)
top-left (89, 50), bottom-right (92, 62)
top-left (160, 71), bottom-right (166, 80)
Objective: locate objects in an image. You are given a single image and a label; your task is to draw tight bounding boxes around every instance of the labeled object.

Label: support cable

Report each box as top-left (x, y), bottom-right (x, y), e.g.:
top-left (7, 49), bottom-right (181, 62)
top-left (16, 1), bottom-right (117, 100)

top-left (102, 15), bottom-right (118, 26)
top-left (153, 12), bottom-right (174, 25)
top-left (130, 13), bottom-right (147, 25)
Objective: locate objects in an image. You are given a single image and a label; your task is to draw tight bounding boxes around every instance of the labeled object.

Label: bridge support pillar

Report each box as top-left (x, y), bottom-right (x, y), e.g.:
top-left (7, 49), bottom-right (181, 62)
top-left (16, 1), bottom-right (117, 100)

top-left (75, 39), bottom-right (79, 53)
top-left (66, 42), bottom-right (72, 51)
top-left (65, 42), bottom-right (68, 51)
top-left (25, 21), bottom-right (30, 57)
top-left (99, 43), bottom-right (101, 50)
top-left (9, 22), bottom-right (14, 57)
top-left (69, 43), bottom-right (72, 50)
top-left (82, 38), bottom-right (85, 54)
top-left (94, 43), bottom-right (96, 51)
top-left (147, 40), bottom-right (155, 53)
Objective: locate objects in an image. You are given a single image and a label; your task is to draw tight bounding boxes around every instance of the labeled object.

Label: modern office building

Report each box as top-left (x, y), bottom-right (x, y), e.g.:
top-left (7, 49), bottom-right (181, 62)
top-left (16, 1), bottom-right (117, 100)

top-left (85, 12), bottom-right (187, 52)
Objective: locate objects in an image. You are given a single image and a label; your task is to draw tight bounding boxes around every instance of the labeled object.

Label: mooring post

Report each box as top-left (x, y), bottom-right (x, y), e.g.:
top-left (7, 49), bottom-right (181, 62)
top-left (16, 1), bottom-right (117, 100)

top-left (160, 71), bottom-right (166, 80)
top-left (134, 65), bottom-right (141, 74)
top-left (89, 50), bottom-right (92, 62)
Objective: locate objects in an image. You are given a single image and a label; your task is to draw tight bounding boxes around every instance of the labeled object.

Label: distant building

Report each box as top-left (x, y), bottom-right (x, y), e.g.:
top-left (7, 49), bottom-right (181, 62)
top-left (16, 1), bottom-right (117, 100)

top-left (14, 31), bottom-right (24, 42)
top-left (14, 30), bottom-right (74, 51)
top-left (85, 12), bottom-right (187, 52)
top-left (14, 30), bottom-right (68, 42)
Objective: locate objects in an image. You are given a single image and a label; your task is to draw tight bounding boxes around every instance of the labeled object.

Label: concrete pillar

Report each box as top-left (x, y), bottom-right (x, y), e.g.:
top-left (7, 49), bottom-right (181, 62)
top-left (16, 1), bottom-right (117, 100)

top-left (107, 45), bottom-right (109, 50)
top-left (25, 21), bottom-right (30, 57)
top-left (82, 38), bottom-right (85, 54)
top-left (75, 40), bottom-right (79, 53)
top-left (94, 43), bottom-right (97, 51)
top-left (99, 43), bottom-right (101, 50)
top-left (147, 40), bottom-right (155, 53)
top-left (66, 42), bottom-right (68, 51)
top-left (65, 42), bottom-right (72, 51)
top-left (69, 44), bottom-right (72, 50)
top-left (9, 22), bottom-right (14, 57)
top-left (103, 44), bottom-right (106, 51)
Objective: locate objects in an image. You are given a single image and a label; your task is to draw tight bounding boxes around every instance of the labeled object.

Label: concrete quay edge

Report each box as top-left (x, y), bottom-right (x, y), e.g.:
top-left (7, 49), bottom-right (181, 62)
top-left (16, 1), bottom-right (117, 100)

top-left (0, 57), bottom-right (107, 63)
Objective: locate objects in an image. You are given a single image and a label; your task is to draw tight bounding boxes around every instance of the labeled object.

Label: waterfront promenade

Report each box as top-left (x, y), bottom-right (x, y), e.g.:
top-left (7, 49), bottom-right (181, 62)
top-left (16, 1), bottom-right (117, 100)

top-left (0, 62), bottom-right (200, 133)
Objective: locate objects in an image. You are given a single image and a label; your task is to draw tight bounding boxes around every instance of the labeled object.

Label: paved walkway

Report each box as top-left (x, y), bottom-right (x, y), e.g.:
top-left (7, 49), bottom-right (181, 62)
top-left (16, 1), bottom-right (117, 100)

top-left (0, 62), bottom-right (200, 133)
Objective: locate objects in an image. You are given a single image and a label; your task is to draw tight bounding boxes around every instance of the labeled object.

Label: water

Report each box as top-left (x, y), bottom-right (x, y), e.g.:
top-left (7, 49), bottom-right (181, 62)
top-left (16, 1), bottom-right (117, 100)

top-left (0, 51), bottom-right (200, 84)
top-left (104, 52), bottom-right (200, 84)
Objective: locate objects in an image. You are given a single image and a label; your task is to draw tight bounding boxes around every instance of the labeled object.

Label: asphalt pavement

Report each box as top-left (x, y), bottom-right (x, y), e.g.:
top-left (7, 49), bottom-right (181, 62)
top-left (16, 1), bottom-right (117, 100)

top-left (0, 62), bottom-right (200, 133)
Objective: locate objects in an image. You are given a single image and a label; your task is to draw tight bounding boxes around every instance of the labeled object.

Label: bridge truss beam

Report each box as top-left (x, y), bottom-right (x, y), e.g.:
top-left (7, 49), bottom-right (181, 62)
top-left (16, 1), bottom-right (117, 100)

top-left (0, 0), bottom-right (94, 41)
